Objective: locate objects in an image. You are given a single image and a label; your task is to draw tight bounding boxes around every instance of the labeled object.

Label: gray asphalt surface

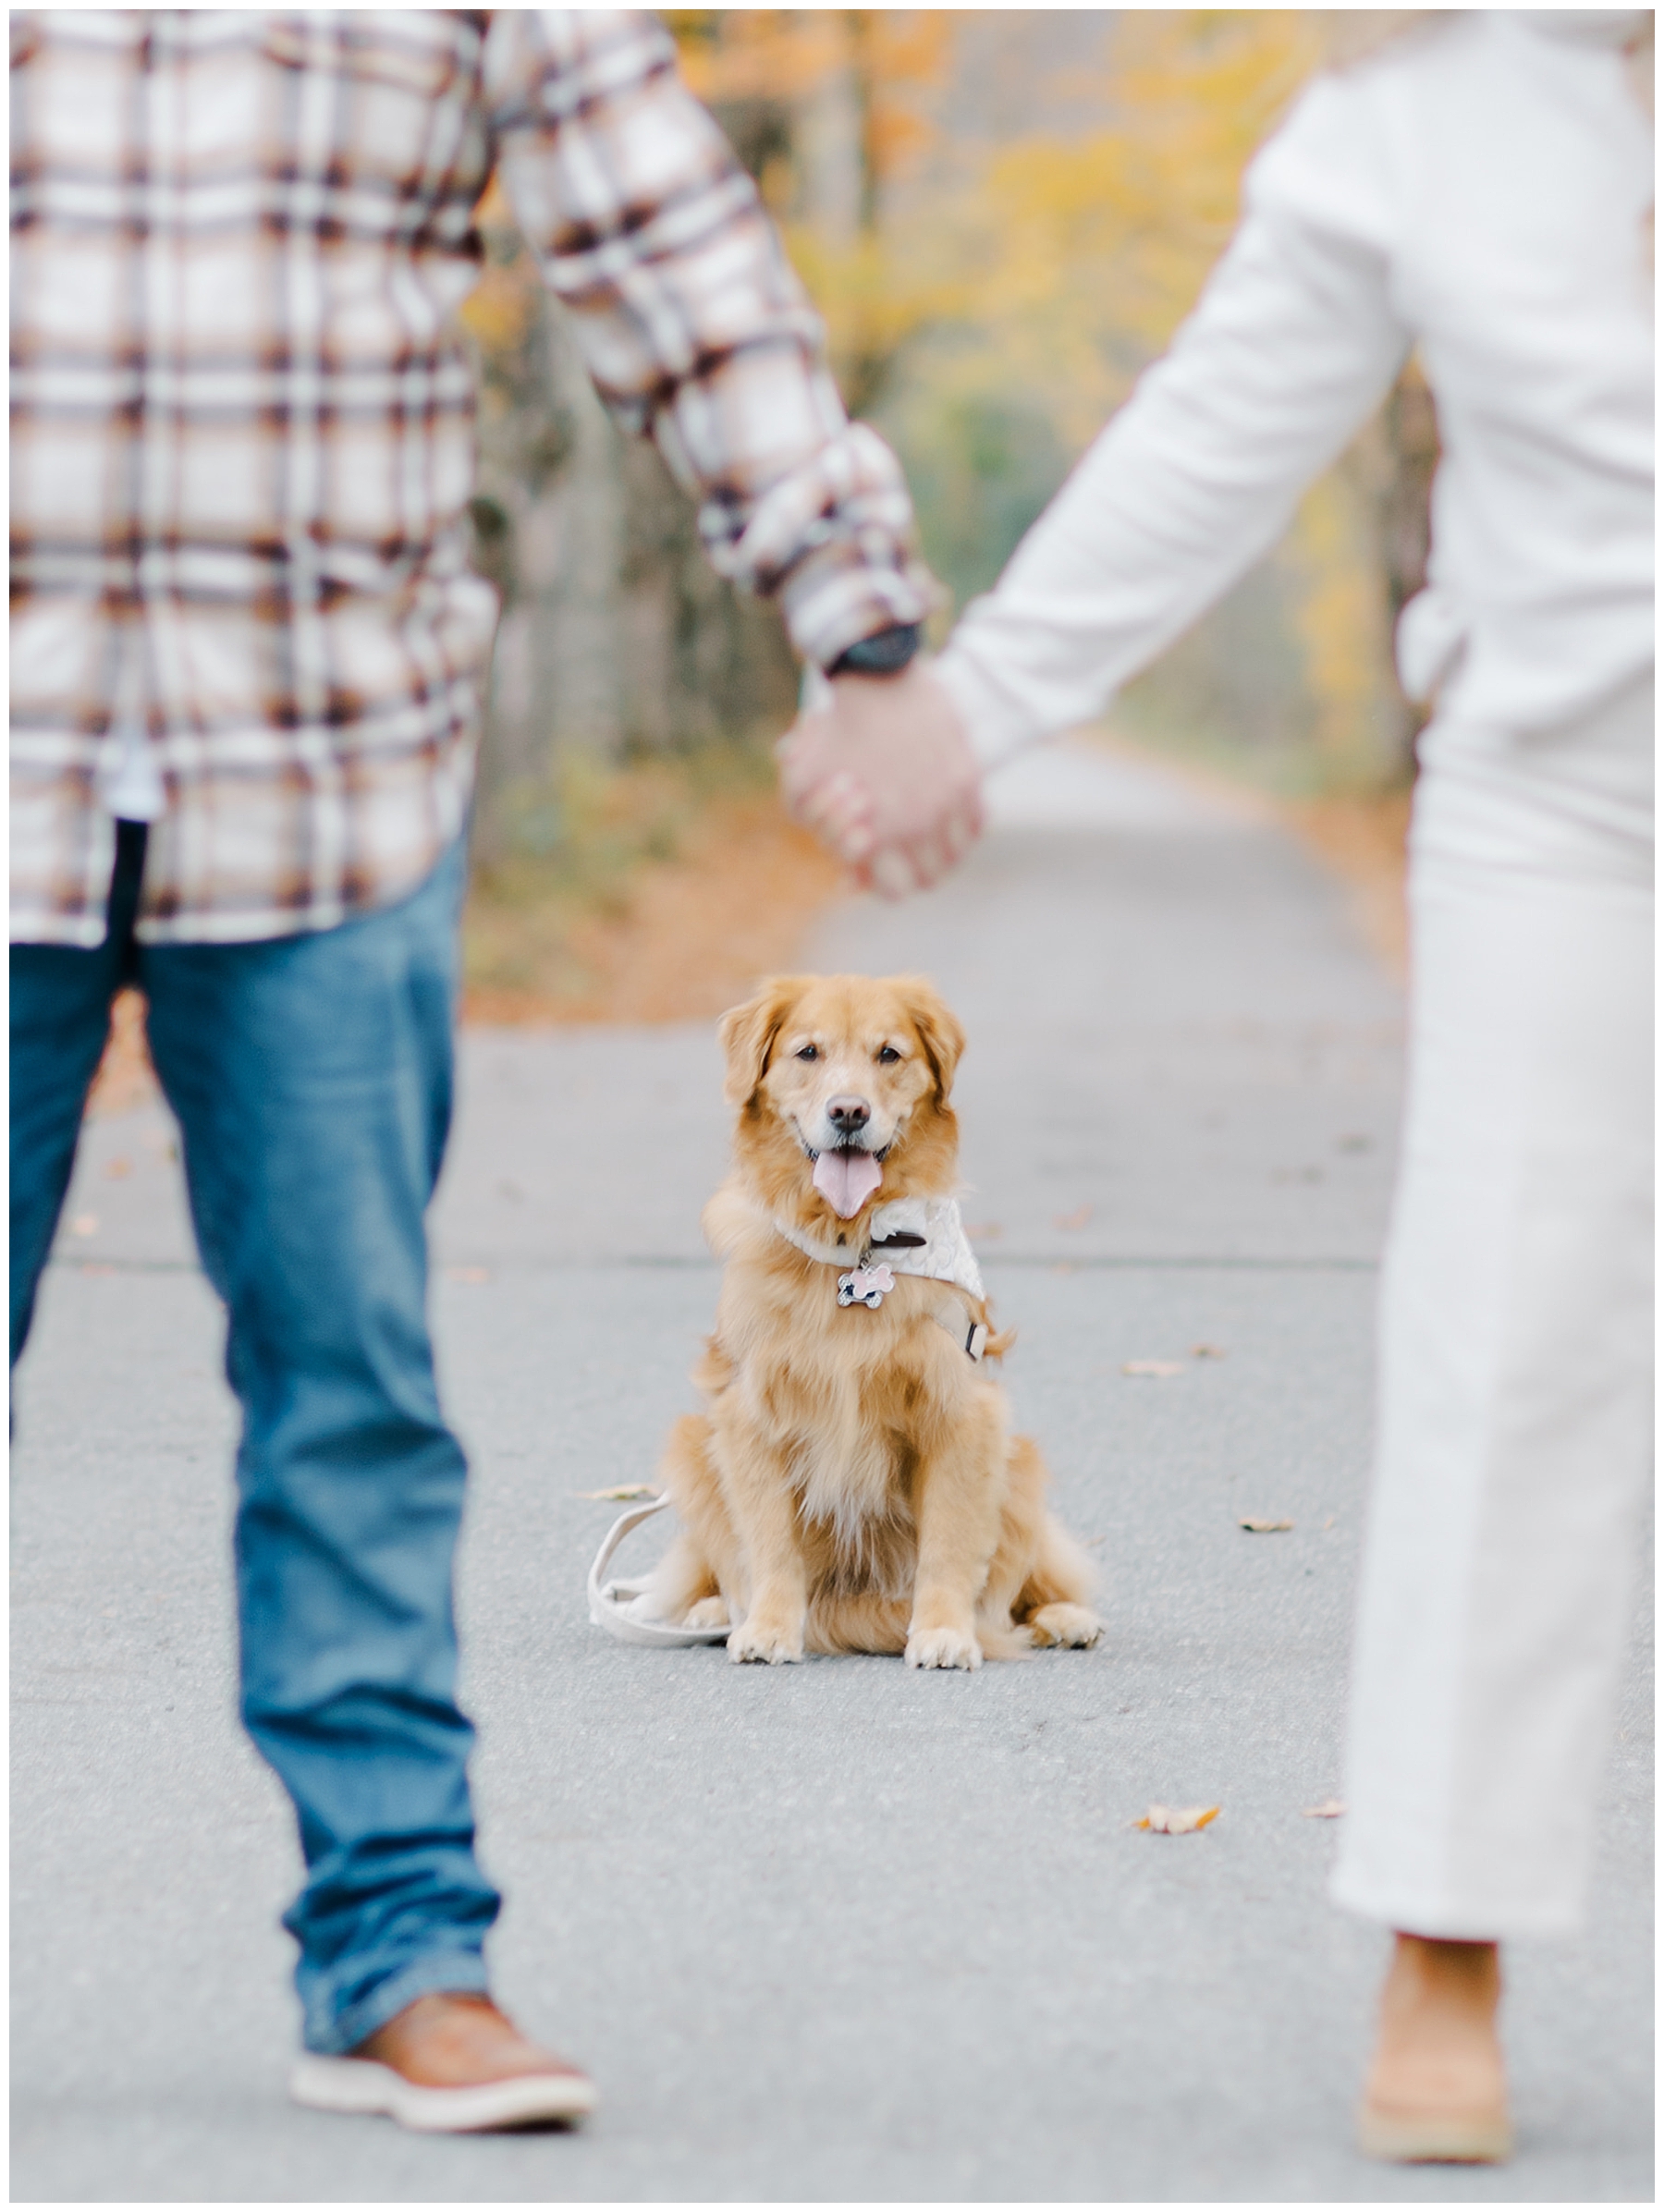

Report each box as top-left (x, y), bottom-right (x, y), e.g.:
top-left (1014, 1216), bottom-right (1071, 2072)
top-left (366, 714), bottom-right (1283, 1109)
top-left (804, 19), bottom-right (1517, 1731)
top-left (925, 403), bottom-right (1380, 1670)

top-left (11, 741), bottom-right (1652, 2202)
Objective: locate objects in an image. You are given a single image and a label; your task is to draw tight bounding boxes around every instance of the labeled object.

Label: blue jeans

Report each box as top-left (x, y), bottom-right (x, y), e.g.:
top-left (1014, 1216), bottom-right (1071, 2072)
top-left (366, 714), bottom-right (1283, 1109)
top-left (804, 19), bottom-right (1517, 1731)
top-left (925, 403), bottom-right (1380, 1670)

top-left (10, 825), bottom-right (500, 2053)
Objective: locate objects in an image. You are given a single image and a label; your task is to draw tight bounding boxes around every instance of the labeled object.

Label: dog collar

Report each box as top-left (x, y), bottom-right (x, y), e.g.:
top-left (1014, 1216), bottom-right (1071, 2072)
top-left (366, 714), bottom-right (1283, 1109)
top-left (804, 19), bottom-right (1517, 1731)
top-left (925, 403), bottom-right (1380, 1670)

top-left (773, 1197), bottom-right (984, 1295)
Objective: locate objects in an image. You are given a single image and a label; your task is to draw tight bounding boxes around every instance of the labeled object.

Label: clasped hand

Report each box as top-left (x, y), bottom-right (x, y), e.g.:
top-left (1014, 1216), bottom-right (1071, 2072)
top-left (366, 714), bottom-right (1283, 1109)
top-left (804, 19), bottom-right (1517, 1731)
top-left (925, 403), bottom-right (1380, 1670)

top-left (777, 661), bottom-right (985, 899)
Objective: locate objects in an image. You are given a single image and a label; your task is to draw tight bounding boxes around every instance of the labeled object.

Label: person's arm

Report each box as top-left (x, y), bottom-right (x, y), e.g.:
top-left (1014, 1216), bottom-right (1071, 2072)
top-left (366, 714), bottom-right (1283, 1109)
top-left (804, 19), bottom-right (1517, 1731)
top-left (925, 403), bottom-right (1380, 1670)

top-left (483, 11), bottom-right (927, 674)
top-left (935, 74), bottom-right (1409, 768)
top-left (786, 66), bottom-right (1414, 886)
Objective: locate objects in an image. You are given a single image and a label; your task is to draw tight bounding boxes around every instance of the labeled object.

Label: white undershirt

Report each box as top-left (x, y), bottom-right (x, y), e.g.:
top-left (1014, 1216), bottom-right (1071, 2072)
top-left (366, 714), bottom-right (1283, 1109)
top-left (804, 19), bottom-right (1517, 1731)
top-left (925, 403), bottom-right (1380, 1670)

top-left (95, 631), bottom-right (165, 823)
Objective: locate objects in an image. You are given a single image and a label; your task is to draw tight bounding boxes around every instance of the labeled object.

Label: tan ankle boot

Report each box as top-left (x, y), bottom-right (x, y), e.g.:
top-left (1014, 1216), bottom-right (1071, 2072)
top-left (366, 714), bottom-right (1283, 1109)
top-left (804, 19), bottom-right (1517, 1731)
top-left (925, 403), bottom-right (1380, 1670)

top-left (1358, 1933), bottom-right (1511, 2163)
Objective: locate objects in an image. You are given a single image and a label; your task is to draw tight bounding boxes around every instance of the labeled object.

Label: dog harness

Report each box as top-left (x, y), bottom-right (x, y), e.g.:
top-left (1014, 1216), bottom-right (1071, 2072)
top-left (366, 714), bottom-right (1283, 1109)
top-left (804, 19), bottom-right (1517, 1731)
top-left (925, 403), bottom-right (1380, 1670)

top-left (771, 1195), bottom-right (990, 1363)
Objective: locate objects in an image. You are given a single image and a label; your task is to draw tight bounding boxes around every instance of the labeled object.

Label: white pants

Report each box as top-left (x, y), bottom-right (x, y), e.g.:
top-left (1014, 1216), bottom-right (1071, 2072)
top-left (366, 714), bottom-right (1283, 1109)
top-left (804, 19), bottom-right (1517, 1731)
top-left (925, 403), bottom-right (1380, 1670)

top-left (1331, 670), bottom-right (1654, 1939)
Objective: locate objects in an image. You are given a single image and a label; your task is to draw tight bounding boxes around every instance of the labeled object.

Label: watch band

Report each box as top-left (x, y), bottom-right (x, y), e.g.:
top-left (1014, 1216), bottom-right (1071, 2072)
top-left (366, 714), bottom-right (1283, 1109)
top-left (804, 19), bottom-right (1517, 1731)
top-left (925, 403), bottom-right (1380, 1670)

top-left (825, 621), bottom-right (923, 678)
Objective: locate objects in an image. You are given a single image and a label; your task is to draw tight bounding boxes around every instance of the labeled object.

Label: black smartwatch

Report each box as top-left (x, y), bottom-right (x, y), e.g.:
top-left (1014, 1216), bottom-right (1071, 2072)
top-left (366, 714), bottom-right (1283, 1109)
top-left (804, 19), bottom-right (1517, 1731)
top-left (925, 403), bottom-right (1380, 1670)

top-left (825, 621), bottom-right (923, 678)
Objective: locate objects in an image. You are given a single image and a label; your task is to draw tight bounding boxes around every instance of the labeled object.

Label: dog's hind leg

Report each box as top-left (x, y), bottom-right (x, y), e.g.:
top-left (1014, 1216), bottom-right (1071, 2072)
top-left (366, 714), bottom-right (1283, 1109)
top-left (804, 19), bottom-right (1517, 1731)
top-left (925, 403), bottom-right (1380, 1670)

top-left (1017, 1529), bottom-right (1103, 1649)
top-left (636, 1530), bottom-right (723, 1627)
top-left (640, 1412), bottom-right (742, 1630)
top-left (997, 1436), bottom-right (1104, 1649)
top-left (1025, 1596), bottom-right (1103, 1648)
top-left (974, 1433), bottom-right (1052, 1651)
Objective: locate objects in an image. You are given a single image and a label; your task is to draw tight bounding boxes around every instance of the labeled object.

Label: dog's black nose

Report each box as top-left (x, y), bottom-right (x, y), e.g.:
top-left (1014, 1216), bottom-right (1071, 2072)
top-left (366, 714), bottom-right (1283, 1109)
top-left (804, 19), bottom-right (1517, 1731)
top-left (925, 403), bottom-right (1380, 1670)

top-left (827, 1095), bottom-right (871, 1134)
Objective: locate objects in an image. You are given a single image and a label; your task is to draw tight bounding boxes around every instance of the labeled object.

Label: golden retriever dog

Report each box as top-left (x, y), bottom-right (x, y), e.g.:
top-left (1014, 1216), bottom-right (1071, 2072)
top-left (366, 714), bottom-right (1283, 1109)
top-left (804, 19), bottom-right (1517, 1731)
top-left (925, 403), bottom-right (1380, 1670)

top-left (633, 972), bottom-right (1102, 1668)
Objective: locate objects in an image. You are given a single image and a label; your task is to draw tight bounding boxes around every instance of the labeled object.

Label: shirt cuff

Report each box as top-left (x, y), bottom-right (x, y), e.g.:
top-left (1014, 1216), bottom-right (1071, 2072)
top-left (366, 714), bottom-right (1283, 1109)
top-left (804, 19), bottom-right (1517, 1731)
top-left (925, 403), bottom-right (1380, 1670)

top-left (931, 641), bottom-right (1058, 774)
top-left (777, 545), bottom-right (931, 671)
top-left (695, 418), bottom-right (932, 667)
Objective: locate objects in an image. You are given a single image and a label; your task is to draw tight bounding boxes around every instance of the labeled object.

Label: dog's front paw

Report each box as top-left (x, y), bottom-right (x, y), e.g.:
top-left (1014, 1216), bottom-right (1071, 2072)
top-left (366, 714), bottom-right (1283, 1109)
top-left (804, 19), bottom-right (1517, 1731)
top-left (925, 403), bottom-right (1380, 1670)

top-left (905, 1624), bottom-right (982, 1671)
top-left (1027, 1602), bottom-right (1103, 1649)
top-left (684, 1595), bottom-right (730, 1631)
top-left (728, 1615), bottom-right (804, 1665)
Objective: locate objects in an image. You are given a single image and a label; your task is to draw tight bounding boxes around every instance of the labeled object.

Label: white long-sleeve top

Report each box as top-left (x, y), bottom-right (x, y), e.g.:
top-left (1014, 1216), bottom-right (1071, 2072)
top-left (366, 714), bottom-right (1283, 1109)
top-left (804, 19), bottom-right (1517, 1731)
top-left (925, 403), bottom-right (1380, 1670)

top-left (935, 11), bottom-right (1654, 768)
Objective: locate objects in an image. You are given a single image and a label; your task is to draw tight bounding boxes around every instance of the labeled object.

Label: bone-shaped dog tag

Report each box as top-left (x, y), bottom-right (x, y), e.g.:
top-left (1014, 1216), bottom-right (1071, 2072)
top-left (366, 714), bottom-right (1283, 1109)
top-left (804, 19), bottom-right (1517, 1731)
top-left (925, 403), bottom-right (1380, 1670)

top-left (837, 1262), bottom-right (896, 1310)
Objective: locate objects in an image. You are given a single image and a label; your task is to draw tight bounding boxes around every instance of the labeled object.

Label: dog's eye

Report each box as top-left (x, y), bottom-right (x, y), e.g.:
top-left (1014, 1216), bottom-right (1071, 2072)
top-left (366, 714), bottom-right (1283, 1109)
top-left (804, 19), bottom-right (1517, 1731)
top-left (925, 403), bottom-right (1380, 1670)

top-left (877, 1045), bottom-right (901, 1064)
top-left (795, 1044), bottom-right (819, 1062)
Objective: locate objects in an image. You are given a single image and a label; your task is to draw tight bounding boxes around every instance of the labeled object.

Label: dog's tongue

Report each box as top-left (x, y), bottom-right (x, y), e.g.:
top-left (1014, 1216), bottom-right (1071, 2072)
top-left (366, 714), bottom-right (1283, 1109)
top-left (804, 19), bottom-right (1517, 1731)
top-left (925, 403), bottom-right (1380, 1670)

top-left (813, 1147), bottom-right (883, 1218)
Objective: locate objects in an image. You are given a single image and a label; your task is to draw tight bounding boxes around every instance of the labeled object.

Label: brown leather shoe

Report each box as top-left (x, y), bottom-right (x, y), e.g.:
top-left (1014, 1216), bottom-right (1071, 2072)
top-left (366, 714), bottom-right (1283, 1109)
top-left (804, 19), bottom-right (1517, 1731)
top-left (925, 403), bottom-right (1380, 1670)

top-left (290, 1991), bottom-right (597, 2133)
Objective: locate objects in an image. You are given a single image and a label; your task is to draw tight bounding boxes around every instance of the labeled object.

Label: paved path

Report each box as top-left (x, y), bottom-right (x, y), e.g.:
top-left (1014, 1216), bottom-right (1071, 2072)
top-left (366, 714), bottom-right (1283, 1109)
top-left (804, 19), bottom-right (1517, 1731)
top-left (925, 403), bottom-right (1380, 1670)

top-left (12, 742), bottom-right (1651, 2202)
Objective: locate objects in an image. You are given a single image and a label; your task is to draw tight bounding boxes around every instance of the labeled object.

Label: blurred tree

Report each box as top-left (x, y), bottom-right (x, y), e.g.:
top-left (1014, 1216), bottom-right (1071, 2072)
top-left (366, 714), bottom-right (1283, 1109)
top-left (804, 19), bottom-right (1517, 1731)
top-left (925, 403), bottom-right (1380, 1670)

top-left (460, 8), bottom-right (1435, 849)
top-left (459, 167), bottom-right (799, 863)
top-left (954, 10), bottom-right (1324, 438)
top-left (673, 9), bottom-right (962, 415)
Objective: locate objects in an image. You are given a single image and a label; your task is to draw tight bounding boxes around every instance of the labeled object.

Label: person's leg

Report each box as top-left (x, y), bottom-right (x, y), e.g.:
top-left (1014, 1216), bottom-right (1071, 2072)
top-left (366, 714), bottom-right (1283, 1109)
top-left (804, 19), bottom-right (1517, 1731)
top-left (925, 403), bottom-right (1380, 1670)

top-left (10, 821), bottom-right (147, 1367)
top-left (1360, 1935), bottom-right (1508, 2161)
top-left (139, 840), bottom-right (503, 2058)
top-left (1333, 692), bottom-right (1653, 2158)
top-left (1338, 849), bottom-right (1652, 1934)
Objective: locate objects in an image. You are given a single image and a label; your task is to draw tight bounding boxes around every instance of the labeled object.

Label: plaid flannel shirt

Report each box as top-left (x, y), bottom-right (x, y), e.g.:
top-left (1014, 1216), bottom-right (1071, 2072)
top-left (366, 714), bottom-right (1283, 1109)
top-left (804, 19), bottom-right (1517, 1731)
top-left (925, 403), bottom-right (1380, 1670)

top-left (11, 10), bottom-right (927, 946)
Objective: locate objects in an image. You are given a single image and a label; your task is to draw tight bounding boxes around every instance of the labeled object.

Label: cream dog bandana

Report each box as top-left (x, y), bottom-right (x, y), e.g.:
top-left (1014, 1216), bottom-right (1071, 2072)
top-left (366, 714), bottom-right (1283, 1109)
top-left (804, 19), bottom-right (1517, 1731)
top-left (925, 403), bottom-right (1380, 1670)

top-left (772, 1195), bottom-right (988, 1358)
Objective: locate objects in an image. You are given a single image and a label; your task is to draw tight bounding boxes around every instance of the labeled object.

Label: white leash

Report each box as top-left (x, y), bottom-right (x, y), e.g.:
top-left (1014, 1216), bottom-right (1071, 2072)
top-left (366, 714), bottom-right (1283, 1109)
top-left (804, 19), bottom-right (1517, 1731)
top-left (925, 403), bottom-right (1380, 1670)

top-left (585, 1495), bottom-right (732, 1648)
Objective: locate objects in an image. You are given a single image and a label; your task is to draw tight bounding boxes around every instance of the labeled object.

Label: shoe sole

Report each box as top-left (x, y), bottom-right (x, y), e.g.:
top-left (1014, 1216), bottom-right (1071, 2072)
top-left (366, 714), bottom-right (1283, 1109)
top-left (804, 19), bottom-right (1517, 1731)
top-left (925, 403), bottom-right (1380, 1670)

top-left (290, 2053), bottom-right (597, 2133)
top-left (1358, 2102), bottom-right (1512, 2164)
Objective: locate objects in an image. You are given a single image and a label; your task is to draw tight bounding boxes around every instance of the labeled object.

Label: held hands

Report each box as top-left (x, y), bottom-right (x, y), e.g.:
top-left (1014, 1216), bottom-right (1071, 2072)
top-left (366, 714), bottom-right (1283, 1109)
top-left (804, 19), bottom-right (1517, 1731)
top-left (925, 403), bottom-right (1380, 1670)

top-left (777, 662), bottom-right (985, 899)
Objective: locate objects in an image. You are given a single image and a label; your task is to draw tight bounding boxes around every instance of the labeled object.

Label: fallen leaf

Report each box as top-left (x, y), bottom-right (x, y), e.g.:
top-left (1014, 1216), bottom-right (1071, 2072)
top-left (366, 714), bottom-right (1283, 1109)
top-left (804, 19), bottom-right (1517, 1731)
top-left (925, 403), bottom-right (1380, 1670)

top-left (1133, 1803), bottom-right (1220, 1834)
top-left (68, 1214), bottom-right (99, 1238)
top-left (445, 1265), bottom-right (489, 1284)
top-left (1302, 1799), bottom-right (1347, 1819)
top-left (1054, 1204), bottom-right (1094, 1231)
top-left (104, 1156), bottom-right (133, 1179)
top-left (575, 1483), bottom-right (660, 1502)
top-left (1122, 1359), bottom-right (1184, 1377)
top-left (80, 1263), bottom-right (116, 1277)
top-left (1240, 1516), bottom-right (1293, 1533)
top-left (1322, 1514), bottom-right (1336, 1531)
top-left (1191, 1342), bottom-right (1227, 1360)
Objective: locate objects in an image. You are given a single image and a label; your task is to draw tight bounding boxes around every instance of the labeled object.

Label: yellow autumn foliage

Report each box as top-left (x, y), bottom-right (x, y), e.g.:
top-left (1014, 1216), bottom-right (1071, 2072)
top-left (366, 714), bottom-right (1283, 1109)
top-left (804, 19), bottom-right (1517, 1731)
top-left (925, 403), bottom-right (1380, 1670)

top-left (965, 11), bottom-right (1325, 440)
top-left (460, 11), bottom-right (1412, 793)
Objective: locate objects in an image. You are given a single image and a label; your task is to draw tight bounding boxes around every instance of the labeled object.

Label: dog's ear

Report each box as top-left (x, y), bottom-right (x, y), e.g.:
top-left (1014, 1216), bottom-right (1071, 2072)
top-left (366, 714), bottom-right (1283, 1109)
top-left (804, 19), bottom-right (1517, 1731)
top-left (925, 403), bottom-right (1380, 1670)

top-left (718, 977), bottom-right (804, 1107)
top-left (899, 976), bottom-right (965, 1104)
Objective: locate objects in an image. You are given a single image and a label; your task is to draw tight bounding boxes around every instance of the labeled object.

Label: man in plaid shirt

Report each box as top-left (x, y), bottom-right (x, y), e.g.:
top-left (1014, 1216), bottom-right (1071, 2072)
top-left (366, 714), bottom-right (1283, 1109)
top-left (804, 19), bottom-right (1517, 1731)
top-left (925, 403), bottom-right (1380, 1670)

top-left (11, 10), bottom-right (932, 2131)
